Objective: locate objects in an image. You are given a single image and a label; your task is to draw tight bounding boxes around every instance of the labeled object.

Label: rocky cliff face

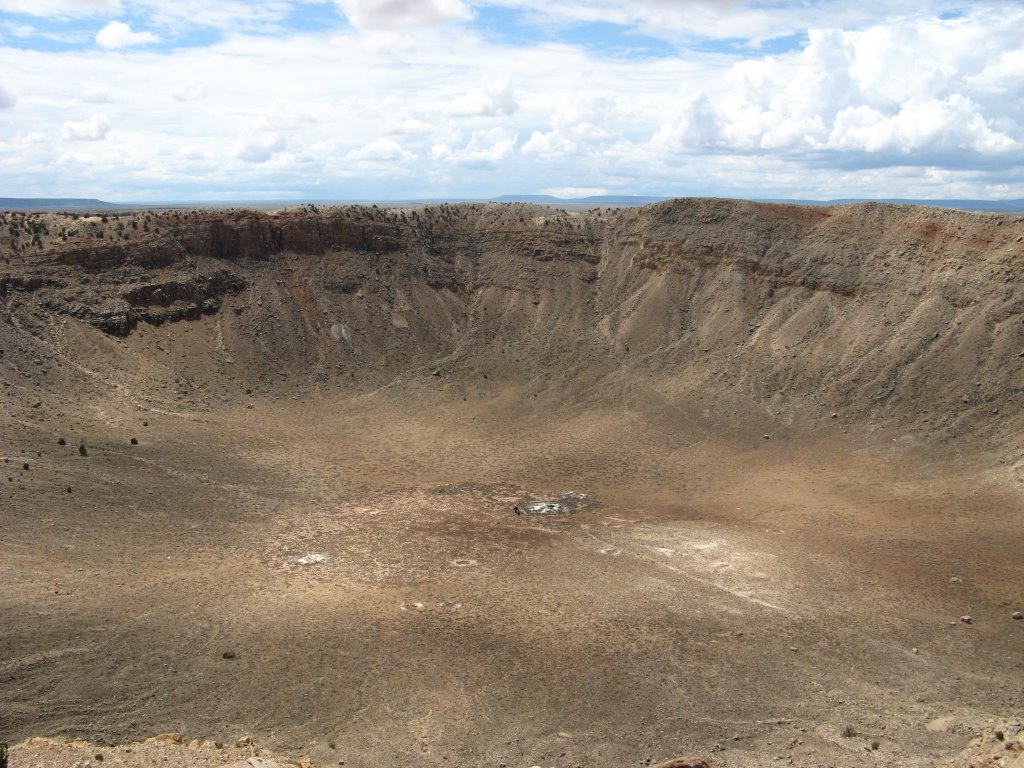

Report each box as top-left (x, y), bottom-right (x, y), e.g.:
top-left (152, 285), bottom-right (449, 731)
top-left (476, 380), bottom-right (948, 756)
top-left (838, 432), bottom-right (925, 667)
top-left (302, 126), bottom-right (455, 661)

top-left (2, 199), bottom-right (1022, 451)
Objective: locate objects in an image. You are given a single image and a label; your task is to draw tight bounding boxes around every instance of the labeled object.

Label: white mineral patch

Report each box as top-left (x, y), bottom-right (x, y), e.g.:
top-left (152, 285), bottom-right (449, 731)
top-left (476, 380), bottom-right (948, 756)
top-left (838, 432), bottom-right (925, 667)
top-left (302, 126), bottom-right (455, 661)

top-left (296, 552), bottom-right (327, 565)
top-left (528, 502), bottom-right (565, 515)
top-left (329, 323), bottom-right (352, 343)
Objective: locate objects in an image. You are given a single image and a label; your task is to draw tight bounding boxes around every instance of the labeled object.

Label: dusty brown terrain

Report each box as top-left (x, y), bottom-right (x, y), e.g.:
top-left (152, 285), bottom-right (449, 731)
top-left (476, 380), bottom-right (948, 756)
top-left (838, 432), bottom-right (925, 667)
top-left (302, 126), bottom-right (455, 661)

top-left (1, 200), bottom-right (1022, 768)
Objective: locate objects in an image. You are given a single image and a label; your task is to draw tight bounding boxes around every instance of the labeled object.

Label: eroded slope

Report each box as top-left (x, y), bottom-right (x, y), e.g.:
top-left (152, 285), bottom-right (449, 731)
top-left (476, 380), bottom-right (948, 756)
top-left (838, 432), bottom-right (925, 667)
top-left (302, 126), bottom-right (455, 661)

top-left (3, 199), bottom-right (1022, 452)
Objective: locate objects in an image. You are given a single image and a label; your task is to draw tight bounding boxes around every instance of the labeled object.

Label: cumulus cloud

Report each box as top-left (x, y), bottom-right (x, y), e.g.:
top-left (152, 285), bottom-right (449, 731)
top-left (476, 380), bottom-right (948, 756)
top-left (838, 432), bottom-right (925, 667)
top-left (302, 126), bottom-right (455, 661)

top-left (969, 49), bottom-right (1024, 96)
top-left (233, 132), bottom-right (286, 163)
top-left (0, 84), bottom-right (16, 110)
top-left (522, 95), bottom-right (620, 158)
top-left (829, 96), bottom-right (1016, 155)
top-left (11, 131), bottom-right (48, 145)
top-left (445, 77), bottom-right (518, 117)
top-left (60, 113), bottom-right (111, 141)
top-left (649, 93), bottom-right (720, 152)
top-left (334, 0), bottom-right (471, 30)
top-left (389, 118), bottom-right (435, 136)
top-left (95, 21), bottom-right (159, 48)
top-left (642, 16), bottom-right (1022, 162)
top-left (521, 129), bottom-right (576, 157)
top-left (346, 137), bottom-right (414, 162)
top-left (432, 127), bottom-right (517, 167)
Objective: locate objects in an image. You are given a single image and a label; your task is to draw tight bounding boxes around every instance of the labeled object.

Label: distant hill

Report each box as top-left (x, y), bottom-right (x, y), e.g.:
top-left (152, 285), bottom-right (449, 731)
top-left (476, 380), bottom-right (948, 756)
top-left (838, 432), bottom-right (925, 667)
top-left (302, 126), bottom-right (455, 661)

top-left (0, 198), bottom-right (117, 211)
top-left (491, 194), bottom-right (669, 205)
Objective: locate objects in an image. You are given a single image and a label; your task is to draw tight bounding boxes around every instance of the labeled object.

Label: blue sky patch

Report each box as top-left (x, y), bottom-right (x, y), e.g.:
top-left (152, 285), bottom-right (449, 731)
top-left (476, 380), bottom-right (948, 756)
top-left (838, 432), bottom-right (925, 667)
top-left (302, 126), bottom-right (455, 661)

top-left (283, 2), bottom-right (346, 35)
top-left (473, 6), bottom-right (678, 59)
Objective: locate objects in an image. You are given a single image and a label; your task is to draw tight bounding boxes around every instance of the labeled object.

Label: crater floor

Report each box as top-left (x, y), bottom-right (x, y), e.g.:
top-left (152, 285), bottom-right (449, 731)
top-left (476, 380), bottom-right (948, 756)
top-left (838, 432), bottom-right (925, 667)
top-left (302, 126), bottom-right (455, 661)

top-left (2, 201), bottom-right (1023, 767)
top-left (2, 383), bottom-right (1022, 768)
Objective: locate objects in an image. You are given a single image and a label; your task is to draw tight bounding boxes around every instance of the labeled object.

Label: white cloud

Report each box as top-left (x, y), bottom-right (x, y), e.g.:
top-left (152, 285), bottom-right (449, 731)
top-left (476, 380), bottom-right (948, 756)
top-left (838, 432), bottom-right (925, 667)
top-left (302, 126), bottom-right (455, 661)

top-left (171, 85), bottom-right (206, 102)
top-left (252, 100), bottom-right (325, 131)
top-left (969, 49), bottom-right (1024, 96)
top-left (80, 84), bottom-right (115, 102)
top-left (638, 12), bottom-right (1023, 162)
top-left (57, 149), bottom-right (98, 166)
top-left (3, 21), bottom-right (94, 43)
top-left (829, 95), bottom-right (1016, 155)
top-left (177, 144), bottom-right (212, 161)
top-left (334, 0), bottom-right (471, 30)
top-left (432, 127), bottom-right (517, 167)
top-left (13, 131), bottom-right (48, 145)
top-left (445, 77), bottom-right (518, 117)
top-left (351, 29), bottom-right (418, 55)
top-left (0, 0), bottom-right (120, 15)
top-left (542, 186), bottom-right (608, 198)
top-left (389, 118), bottom-right (435, 135)
top-left (649, 93), bottom-right (720, 152)
top-left (521, 94), bottom-right (622, 158)
top-left (95, 21), bottom-right (159, 48)
top-left (346, 137), bottom-right (414, 162)
top-left (60, 113), bottom-right (111, 141)
top-left (521, 129), bottom-right (576, 157)
top-left (233, 131), bottom-right (286, 163)
top-left (0, 84), bottom-right (16, 110)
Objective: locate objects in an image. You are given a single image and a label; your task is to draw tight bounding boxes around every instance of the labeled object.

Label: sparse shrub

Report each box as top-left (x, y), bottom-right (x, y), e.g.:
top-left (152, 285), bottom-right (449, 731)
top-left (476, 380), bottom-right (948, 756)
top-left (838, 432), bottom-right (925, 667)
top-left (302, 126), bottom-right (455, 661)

top-left (57, 438), bottom-right (66, 445)
top-left (130, 437), bottom-right (138, 445)
top-left (78, 444), bottom-right (88, 457)
top-left (841, 725), bottom-right (857, 738)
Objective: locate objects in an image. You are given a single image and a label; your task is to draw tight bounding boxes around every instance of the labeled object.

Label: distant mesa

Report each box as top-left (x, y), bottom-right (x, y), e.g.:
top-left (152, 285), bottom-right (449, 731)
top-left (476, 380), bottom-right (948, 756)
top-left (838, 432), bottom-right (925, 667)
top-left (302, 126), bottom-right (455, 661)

top-left (0, 198), bottom-right (117, 211)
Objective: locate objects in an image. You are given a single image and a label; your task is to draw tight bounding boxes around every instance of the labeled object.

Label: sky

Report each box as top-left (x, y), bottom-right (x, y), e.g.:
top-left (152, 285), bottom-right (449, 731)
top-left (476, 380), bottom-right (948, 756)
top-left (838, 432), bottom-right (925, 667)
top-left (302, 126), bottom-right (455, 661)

top-left (0, 0), bottom-right (1023, 202)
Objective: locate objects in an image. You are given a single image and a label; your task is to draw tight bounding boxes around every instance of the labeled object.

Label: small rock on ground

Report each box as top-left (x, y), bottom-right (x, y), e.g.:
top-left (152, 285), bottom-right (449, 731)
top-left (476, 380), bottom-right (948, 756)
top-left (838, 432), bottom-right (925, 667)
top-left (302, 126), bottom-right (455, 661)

top-left (651, 757), bottom-right (710, 768)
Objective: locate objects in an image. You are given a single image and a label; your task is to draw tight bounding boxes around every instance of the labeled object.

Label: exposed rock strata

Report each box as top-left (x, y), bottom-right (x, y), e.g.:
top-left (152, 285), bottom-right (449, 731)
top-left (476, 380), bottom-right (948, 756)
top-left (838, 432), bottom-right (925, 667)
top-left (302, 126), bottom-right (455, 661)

top-left (1, 199), bottom-right (1022, 450)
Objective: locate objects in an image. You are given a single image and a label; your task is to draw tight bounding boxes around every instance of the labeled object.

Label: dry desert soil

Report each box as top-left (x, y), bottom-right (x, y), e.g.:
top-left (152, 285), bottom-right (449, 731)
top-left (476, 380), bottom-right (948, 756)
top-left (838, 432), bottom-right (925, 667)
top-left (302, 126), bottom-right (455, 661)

top-left (1, 199), bottom-right (1022, 768)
